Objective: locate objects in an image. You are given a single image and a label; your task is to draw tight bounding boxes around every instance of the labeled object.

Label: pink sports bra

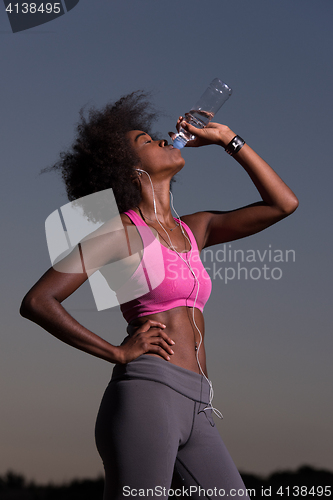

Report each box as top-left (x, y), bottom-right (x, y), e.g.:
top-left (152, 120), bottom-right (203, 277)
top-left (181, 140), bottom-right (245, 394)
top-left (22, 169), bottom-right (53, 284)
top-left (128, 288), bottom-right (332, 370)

top-left (116, 210), bottom-right (212, 323)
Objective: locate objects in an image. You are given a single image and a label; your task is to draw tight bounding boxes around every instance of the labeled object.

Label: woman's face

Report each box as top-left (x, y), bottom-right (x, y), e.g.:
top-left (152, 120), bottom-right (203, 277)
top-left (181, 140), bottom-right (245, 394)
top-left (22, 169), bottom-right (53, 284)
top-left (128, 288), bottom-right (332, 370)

top-left (126, 130), bottom-right (185, 177)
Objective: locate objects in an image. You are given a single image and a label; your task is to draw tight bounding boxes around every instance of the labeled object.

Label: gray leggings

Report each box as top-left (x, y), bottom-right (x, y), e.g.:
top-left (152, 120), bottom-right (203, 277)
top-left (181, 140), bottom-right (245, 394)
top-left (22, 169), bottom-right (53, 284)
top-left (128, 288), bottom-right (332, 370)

top-left (95, 355), bottom-right (247, 500)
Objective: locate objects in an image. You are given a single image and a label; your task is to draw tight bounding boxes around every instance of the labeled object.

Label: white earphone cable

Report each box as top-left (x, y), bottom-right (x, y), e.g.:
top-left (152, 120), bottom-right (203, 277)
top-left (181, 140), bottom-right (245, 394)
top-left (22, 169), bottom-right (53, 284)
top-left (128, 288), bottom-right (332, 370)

top-left (135, 168), bottom-right (222, 418)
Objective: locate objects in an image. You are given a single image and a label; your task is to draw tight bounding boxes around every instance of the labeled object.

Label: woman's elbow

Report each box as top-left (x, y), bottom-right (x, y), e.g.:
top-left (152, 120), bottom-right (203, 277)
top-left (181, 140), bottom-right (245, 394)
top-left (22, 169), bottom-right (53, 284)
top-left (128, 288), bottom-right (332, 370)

top-left (20, 293), bottom-right (42, 320)
top-left (279, 195), bottom-right (299, 217)
top-left (285, 195), bottom-right (299, 215)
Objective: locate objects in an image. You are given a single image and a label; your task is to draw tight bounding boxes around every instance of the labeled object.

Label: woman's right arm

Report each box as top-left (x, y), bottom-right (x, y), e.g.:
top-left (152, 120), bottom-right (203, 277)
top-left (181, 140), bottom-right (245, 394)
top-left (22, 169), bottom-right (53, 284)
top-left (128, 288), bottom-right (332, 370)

top-left (20, 248), bottom-right (175, 364)
top-left (20, 265), bottom-right (125, 363)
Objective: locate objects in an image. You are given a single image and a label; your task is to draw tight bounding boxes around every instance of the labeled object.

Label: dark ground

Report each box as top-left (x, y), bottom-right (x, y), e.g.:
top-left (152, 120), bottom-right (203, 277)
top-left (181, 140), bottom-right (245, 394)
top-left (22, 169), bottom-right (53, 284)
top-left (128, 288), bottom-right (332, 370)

top-left (1, 466), bottom-right (332, 499)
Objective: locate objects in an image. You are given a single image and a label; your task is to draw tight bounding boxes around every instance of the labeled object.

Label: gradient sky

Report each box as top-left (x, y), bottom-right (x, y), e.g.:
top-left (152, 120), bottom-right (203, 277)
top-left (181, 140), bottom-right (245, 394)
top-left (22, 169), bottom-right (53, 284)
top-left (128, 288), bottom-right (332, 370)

top-left (1, 0), bottom-right (332, 484)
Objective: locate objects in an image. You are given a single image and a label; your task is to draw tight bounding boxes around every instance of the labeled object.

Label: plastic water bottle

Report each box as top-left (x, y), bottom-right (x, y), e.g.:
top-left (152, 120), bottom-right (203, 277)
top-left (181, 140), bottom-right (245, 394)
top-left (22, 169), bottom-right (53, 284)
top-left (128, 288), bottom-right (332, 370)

top-left (172, 79), bottom-right (232, 149)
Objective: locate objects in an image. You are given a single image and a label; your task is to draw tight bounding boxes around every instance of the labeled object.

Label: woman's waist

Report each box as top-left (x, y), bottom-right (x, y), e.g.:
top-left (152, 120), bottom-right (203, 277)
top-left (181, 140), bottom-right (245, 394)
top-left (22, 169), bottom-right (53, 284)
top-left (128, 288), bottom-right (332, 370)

top-left (124, 307), bottom-right (207, 375)
top-left (111, 354), bottom-right (210, 404)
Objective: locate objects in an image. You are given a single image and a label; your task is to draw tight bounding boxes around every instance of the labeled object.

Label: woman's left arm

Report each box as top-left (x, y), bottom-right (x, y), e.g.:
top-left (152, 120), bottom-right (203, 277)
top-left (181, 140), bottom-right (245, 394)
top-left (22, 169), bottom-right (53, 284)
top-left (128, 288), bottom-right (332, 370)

top-left (177, 120), bottom-right (299, 248)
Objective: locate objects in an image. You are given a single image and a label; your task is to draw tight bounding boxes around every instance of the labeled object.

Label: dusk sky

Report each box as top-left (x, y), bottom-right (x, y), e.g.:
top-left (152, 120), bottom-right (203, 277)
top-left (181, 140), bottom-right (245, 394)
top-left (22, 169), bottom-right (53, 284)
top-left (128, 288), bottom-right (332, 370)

top-left (1, 0), bottom-right (332, 484)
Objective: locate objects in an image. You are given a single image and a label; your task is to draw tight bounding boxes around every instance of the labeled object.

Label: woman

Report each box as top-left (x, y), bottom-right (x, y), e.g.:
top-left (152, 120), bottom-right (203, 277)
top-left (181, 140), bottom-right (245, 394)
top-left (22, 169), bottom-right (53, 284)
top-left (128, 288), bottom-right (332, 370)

top-left (20, 92), bottom-right (298, 499)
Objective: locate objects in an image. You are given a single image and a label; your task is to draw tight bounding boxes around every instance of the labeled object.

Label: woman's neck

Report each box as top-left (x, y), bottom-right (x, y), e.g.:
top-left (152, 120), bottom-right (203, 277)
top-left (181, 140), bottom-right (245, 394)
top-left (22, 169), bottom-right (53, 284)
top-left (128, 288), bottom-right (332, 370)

top-left (138, 180), bottom-right (174, 223)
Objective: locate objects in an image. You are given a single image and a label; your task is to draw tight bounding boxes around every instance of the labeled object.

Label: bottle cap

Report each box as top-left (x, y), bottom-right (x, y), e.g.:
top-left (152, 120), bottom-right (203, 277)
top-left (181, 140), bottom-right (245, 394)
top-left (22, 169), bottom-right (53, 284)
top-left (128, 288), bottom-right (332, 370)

top-left (172, 136), bottom-right (186, 149)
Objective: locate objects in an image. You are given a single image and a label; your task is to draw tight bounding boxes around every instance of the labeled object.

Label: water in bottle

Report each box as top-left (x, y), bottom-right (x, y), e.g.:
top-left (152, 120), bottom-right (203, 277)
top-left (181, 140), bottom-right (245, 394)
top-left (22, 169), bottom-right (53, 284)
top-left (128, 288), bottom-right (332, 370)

top-left (173, 79), bottom-right (232, 149)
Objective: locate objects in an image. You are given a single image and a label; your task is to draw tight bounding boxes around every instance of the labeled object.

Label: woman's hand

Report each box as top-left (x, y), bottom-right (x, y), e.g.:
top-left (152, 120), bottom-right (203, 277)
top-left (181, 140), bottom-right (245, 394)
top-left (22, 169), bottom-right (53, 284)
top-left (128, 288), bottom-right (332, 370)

top-left (115, 319), bottom-right (175, 364)
top-left (168, 116), bottom-right (236, 148)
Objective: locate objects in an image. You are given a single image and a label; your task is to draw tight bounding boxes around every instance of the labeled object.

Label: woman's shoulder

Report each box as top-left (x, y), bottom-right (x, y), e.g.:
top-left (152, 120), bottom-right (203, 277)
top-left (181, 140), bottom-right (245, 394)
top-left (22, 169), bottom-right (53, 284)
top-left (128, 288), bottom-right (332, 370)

top-left (120, 210), bottom-right (138, 226)
top-left (180, 212), bottom-right (212, 252)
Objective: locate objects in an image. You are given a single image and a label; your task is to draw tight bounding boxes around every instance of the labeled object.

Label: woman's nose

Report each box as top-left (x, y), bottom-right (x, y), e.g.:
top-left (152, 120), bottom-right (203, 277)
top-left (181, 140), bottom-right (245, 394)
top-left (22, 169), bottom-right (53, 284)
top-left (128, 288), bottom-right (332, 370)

top-left (159, 139), bottom-right (168, 147)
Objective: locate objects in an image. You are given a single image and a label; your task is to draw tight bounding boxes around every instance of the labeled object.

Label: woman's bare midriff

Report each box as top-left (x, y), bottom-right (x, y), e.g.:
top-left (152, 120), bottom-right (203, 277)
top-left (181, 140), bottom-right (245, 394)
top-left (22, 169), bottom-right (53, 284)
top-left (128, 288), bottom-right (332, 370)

top-left (125, 306), bottom-right (208, 376)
